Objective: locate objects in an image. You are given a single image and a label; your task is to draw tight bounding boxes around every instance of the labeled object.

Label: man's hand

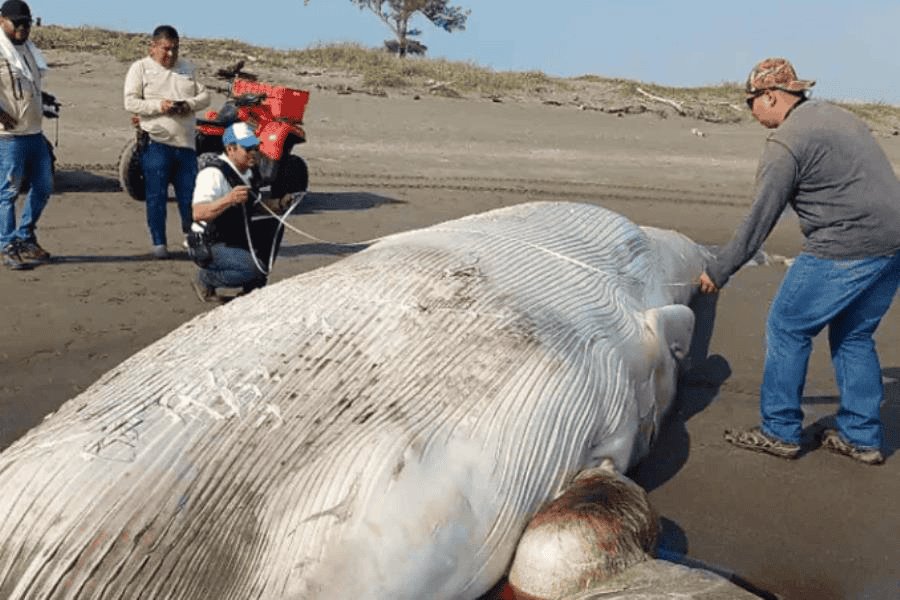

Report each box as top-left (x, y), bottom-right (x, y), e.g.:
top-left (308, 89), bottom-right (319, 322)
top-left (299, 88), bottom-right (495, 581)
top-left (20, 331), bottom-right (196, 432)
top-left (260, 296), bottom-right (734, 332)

top-left (0, 110), bottom-right (17, 130)
top-left (271, 192), bottom-right (301, 213)
top-left (161, 99), bottom-right (190, 115)
top-left (227, 185), bottom-right (252, 207)
top-left (698, 272), bottom-right (719, 294)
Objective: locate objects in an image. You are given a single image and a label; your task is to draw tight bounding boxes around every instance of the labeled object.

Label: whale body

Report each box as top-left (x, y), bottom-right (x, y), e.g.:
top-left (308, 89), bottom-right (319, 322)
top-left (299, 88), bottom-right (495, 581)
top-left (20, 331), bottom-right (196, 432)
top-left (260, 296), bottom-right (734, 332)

top-left (0, 201), bottom-right (710, 599)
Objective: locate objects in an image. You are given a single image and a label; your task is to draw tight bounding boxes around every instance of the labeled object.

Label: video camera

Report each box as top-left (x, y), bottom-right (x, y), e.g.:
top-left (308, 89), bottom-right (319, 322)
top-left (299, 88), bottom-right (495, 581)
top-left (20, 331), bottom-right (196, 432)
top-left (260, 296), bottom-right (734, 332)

top-left (41, 91), bottom-right (60, 119)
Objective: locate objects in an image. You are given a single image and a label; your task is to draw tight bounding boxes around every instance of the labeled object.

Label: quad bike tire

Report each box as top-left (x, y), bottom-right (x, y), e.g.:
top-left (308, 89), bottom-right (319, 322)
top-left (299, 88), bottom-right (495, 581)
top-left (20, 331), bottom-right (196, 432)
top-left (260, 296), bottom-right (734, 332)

top-left (118, 137), bottom-right (145, 201)
top-left (270, 154), bottom-right (309, 198)
top-left (197, 151), bottom-right (221, 173)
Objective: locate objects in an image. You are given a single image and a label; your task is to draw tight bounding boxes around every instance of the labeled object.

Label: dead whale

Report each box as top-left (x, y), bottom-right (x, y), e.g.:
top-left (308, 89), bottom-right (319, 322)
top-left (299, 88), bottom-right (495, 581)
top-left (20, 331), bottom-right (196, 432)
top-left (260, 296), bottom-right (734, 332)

top-left (0, 201), bottom-right (710, 599)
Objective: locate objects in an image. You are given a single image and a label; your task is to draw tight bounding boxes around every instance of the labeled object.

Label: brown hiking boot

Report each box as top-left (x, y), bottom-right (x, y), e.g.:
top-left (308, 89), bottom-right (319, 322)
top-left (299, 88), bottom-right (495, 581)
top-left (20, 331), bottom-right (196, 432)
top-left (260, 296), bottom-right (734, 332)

top-left (17, 240), bottom-right (50, 262)
top-left (820, 428), bottom-right (884, 465)
top-left (2, 242), bottom-right (32, 270)
top-left (191, 279), bottom-right (221, 304)
top-left (724, 426), bottom-right (801, 459)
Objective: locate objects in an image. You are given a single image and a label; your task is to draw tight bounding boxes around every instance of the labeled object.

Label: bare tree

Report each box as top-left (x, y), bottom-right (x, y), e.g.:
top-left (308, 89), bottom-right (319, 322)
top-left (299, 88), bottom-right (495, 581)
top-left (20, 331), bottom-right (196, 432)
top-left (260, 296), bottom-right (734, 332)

top-left (305, 1), bottom-right (470, 57)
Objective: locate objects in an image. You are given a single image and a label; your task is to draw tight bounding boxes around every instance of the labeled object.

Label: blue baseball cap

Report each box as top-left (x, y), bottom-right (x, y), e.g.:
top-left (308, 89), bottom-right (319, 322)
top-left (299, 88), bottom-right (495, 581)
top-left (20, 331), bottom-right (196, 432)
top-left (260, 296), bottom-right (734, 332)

top-left (222, 122), bottom-right (260, 148)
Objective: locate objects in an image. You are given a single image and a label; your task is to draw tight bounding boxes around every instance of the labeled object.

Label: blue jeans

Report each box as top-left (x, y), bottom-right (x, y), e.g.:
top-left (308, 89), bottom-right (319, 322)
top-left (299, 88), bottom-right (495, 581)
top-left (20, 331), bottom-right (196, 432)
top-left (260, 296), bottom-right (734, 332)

top-left (198, 243), bottom-right (267, 291)
top-left (0, 133), bottom-right (53, 247)
top-left (761, 252), bottom-right (900, 449)
top-left (141, 141), bottom-right (197, 246)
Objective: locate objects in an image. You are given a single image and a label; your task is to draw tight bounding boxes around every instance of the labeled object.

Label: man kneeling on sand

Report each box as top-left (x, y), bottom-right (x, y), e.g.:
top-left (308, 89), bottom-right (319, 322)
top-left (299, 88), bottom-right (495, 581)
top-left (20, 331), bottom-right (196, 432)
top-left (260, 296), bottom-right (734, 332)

top-left (187, 122), bottom-right (292, 303)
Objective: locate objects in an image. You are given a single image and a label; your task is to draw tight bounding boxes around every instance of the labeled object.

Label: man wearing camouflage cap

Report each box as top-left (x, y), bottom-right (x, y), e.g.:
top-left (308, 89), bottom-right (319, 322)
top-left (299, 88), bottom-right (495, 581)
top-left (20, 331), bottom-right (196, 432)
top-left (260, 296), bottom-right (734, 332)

top-left (698, 58), bottom-right (900, 465)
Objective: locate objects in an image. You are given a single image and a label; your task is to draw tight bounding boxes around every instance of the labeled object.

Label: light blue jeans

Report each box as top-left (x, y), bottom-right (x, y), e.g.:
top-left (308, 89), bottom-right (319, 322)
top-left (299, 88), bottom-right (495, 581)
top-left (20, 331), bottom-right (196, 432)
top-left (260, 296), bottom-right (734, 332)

top-left (761, 252), bottom-right (900, 449)
top-left (198, 243), bottom-right (267, 292)
top-left (141, 141), bottom-right (197, 246)
top-left (0, 133), bottom-right (53, 247)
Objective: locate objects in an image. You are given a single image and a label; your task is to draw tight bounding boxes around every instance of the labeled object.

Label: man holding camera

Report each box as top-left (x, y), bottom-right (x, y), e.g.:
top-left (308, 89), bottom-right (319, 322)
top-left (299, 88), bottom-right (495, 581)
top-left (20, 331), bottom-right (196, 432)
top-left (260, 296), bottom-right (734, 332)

top-left (124, 24), bottom-right (209, 259)
top-left (188, 122), bottom-right (291, 303)
top-left (0, 0), bottom-right (53, 270)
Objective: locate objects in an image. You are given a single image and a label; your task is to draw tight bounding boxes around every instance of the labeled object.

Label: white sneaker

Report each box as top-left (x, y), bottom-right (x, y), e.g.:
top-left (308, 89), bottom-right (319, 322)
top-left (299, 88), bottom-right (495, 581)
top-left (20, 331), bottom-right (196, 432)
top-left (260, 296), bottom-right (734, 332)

top-left (181, 236), bottom-right (189, 249)
top-left (152, 244), bottom-right (169, 259)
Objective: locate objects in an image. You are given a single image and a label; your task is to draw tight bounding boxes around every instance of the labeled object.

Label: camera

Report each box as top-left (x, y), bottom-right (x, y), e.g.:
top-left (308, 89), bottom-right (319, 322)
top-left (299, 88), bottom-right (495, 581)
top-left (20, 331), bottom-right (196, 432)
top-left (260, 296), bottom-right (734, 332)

top-left (41, 91), bottom-right (60, 119)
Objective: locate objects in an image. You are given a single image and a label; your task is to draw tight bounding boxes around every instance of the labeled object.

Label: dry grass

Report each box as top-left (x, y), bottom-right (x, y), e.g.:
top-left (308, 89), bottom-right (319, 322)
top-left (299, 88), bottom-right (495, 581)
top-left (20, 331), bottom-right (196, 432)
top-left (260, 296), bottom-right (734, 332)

top-left (30, 25), bottom-right (900, 131)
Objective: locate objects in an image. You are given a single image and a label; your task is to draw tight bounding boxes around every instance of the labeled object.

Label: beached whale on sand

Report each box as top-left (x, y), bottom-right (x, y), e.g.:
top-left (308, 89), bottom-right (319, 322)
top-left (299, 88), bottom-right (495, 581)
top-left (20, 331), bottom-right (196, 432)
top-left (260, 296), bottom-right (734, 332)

top-left (0, 201), bottom-right (715, 599)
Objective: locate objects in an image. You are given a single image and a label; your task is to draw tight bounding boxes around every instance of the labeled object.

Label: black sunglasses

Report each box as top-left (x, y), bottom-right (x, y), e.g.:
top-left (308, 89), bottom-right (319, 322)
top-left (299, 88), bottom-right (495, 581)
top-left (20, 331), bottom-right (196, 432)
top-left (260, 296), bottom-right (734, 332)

top-left (9, 16), bottom-right (33, 28)
top-left (746, 92), bottom-right (763, 110)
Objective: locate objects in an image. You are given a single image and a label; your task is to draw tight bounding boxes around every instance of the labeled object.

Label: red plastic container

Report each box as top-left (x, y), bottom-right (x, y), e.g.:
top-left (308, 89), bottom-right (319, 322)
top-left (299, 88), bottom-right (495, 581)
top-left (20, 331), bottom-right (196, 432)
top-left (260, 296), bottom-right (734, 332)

top-left (232, 78), bottom-right (309, 122)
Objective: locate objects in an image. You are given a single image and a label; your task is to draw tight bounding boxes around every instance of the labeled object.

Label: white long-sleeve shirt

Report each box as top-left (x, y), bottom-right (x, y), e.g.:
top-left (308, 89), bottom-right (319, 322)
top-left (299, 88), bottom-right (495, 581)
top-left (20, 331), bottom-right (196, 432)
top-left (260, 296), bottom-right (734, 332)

top-left (123, 56), bottom-right (210, 149)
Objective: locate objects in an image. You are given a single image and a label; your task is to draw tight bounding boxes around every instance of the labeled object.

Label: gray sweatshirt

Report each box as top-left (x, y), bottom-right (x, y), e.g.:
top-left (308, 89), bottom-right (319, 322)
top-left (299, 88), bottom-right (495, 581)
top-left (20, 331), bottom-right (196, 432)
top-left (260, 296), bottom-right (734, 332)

top-left (707, 100), bottom-right (900, 287)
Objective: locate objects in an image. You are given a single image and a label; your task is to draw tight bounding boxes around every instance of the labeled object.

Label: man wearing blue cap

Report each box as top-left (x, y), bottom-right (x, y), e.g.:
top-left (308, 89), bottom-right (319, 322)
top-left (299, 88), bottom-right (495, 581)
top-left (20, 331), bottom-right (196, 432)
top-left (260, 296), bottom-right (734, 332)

top-left (188, 122), bottom-right (285, 302)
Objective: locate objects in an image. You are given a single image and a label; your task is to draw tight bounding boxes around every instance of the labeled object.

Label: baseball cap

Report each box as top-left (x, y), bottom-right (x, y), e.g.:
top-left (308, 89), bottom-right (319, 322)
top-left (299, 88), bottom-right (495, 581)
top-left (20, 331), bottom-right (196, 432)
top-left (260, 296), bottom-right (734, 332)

top-left (0, 0), bottom-right (30, 18)
top-left (745, 58), bottom-right (815, 96)
top-left (222, 122), bottom-right (260, 148)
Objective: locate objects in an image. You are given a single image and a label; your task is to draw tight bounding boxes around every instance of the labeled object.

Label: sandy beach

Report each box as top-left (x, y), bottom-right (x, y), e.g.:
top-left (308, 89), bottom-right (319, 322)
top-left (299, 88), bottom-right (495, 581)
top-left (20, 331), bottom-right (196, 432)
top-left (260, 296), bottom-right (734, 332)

top-left (1, 49), bottom-right (898, 599)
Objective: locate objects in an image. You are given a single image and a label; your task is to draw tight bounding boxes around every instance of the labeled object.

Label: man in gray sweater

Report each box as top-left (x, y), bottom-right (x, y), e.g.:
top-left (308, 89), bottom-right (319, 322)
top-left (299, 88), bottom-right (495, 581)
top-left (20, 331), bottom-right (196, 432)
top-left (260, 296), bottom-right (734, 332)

top-left (699, 58), bottom-right (900, 465)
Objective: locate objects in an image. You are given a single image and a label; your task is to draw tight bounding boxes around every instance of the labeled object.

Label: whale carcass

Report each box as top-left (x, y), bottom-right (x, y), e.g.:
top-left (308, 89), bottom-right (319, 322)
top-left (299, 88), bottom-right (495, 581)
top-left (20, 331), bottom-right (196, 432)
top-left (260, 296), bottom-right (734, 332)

top-left (0, 201), bottom-right (710, 599)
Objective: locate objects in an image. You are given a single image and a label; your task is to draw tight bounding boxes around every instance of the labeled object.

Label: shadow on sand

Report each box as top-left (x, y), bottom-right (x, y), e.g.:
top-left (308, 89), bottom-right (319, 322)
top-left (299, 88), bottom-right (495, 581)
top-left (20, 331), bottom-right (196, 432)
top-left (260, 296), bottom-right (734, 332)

top-left (53, 169), bottom-right (121, 193)
top-left (624, 294), bottom-right (782, 599)
top-left (43, 250), bottom-right (193, 265)
top-left (629, 292), bottom-right (730, 492)
top-left (295, 190), bottom-right (405, 213)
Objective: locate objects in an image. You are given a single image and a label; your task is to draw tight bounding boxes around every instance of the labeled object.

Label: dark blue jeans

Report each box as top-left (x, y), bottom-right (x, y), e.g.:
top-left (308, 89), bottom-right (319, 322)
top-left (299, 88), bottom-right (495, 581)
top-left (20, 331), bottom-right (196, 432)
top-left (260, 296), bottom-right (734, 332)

top-left (141, 141), bottom-right (197, 246)
top-left (761, 252), bottom-right (900, 449)
top-left (0, 133), bottom-right (53, 247)
top-left (198, 243), bottom-right (267, 292)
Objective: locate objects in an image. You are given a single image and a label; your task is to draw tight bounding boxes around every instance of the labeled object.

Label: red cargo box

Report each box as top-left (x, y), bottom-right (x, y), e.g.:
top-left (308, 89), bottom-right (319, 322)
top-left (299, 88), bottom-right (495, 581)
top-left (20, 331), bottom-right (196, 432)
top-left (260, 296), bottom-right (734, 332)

top-left (232, 78), bottom-right (310, 122)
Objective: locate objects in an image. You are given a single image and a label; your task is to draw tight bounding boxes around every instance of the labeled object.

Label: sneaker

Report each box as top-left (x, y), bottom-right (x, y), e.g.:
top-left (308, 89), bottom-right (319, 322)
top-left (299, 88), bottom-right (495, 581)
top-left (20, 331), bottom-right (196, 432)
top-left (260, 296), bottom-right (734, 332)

top-left (17, 240), bottom-right (50, 262)
top-left (152, 244), bottom-right (169, 259)
top-left (191, 279), bottom-right (220, 303)
top-left (724, 426), bottom-right (801, 459)
top-left (181, 236), bottom-right (189, 249)
top-left (820, 428), bottom-right (885, 465)
top-left (2, 242), bottom-right (32, 270)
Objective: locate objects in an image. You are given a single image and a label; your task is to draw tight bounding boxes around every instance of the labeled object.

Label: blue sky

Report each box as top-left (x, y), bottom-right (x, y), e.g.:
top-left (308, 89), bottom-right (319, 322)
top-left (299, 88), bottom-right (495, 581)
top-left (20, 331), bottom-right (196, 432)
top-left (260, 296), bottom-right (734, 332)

top-left (32, 0), bottom-right (900, 104)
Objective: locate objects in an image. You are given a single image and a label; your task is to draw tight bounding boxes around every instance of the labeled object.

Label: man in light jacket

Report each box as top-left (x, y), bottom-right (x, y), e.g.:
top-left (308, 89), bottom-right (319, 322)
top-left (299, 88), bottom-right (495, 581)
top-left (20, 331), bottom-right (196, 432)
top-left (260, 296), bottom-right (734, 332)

top-left (0, 0), bottom-right (52, 270)
top-left (124, 24), bottom-right (209, 259)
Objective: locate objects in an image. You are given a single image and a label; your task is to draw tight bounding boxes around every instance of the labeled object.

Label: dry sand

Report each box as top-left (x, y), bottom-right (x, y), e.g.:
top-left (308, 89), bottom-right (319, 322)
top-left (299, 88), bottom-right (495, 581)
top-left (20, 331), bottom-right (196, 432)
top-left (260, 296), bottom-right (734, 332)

top-left (1, 51), bottom-right (898, 600)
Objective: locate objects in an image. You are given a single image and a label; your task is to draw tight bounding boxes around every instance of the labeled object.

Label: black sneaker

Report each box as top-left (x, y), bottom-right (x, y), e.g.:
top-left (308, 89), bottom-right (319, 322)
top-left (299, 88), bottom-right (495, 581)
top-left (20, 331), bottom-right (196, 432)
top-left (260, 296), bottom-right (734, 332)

top-left (17, 240), bottom-right (50, 262)
top-left (724, 426), bottom-right (801, 459)
top-left (2, 242), bottom-right (32, 270)
top-left (819, 428), bottom-right (885, 465)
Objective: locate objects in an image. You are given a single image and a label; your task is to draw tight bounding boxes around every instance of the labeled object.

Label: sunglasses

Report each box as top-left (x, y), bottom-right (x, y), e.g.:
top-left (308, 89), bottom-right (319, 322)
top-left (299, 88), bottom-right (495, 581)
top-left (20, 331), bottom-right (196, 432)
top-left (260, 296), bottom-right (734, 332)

top-left (242, 144), bottom-right (260, 152)
top-left (746, 92), bottom-right (764, 110)
top-left (8, 16), bottom-right (32, 28)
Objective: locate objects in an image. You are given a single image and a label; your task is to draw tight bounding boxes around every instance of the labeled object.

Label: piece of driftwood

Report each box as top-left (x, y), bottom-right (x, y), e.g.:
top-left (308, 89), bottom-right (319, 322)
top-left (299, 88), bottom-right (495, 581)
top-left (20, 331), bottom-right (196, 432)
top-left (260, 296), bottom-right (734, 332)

top-left (635, 87), bottom-right (685, 115)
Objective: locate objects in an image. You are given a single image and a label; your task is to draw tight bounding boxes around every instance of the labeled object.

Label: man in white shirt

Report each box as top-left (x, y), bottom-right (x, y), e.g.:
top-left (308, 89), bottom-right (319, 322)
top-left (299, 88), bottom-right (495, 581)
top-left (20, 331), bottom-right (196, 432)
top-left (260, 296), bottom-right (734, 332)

top-left (0, 0), bottom-right (52, 270)
top-left (189, 122), bottom-right (284, 303)
top-left (124, 24), bottom-right (209, 259)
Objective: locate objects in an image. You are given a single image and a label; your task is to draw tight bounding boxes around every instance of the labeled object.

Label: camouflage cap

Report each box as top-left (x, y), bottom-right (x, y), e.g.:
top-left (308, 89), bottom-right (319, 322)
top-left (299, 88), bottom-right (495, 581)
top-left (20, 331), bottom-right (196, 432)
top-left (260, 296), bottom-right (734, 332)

top-left (745, 58), bottom-right (815, 96)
